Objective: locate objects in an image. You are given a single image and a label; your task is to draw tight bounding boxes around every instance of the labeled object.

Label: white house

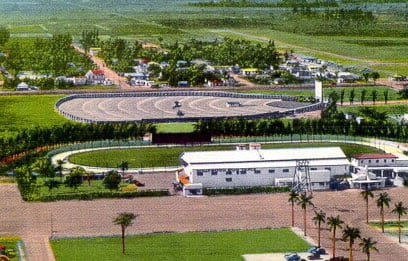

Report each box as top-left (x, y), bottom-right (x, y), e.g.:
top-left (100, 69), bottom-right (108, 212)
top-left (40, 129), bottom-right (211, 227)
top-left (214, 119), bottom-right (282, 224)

top-left (351, 153), bottom-right (398, 178)
top-left (178, 146), bottom-right (350, 195)
top-left (85, 69), bottom-right (105, 84)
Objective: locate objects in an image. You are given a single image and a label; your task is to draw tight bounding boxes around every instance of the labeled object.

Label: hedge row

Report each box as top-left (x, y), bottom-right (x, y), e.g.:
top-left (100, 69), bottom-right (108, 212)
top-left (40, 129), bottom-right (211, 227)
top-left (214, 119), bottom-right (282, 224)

top-left (38, 189), bottom-right (169, 202)
top-left (203, 186), bottom-right (290, 196)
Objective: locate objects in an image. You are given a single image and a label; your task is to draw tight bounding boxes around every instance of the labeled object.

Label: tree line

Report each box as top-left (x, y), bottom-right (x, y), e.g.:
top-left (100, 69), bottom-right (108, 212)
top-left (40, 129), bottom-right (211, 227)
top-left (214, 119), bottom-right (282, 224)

top-left (0, 122), bottom-right (156, 165)
top-left (194, 108), bottom-right (408, 141)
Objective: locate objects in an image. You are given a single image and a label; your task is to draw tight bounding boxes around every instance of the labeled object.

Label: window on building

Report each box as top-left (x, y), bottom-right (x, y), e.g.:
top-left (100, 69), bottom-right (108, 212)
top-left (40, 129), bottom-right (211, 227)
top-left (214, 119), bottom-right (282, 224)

top-left (197, 171), bottom-right (203, 176)
top-left (254, 169), bottom-right (261, 174)
top-left (226, 178), bottom-right (232, 182)
top-left (240, 169), bottom-right (247, 174)
top-left (376, 160), bottom-right (379, 163)
top-left (226, 170), bottom-right (232, 175)
top-left (283, 169), bottom-right (289, 173)
top-left (211, 170), bottom-right (218, 175)
top-left (269, 169), bottom-right (275, 173)
top-left (361, 160), bottom-right (364, 164)
top-left (325, 167), bottom-right (331, 171)
top-left (384, 159), bottom-right (387, 163)
top-left (368, 160), bottom-right (371, 163)
top-left (311, 167), bottom-right (317, 170)
top-left (392, 159), bottom-right (395, 163)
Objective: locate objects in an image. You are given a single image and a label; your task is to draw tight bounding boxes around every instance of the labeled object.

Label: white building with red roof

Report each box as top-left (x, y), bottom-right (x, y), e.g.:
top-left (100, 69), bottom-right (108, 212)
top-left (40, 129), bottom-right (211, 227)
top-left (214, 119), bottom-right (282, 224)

top-left (351, 153), bottom-right (398, 178)
top-left (85, 69), bottom-right (105, 84)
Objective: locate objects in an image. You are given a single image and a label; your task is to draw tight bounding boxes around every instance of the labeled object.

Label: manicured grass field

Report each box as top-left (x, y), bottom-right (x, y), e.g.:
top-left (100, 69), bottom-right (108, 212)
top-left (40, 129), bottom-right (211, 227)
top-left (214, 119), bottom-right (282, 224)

top-left (370, 221), bottom-right (408, 231)
top-left (155, 122), bottom-right (196, 133)
top-left (338, 104), bottom-right (408, 115)
top-left (68, 143), bottom-right (382, 168)
top-left (0, 94), bottom-right (67, 133)
top-left (51, 228), bottom-right (310, 261)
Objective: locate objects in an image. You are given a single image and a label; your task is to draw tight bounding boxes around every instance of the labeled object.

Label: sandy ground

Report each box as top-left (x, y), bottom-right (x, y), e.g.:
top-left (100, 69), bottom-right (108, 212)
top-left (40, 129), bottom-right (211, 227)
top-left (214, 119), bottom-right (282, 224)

top-left (2, 173), bottom-right (408, 261)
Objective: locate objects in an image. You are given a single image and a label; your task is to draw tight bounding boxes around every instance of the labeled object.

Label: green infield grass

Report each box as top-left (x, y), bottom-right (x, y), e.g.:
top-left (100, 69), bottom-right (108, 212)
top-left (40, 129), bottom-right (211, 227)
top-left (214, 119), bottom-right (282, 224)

top-left (68, 143), bottom-right (382, 168)
top-left (51, 228), bottom-right (310, 261)
top-left (155, 122), bottom-right (196, 133)
top-left (370, 220), bottom-right (408, 232)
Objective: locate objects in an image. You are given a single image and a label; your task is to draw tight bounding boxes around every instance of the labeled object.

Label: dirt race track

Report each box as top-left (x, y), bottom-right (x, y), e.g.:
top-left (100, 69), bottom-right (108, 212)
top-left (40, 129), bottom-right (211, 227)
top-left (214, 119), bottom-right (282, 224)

top-left (57, 94), bottom-right (306, 122)
top-left (2, 174), bottom-right (408, 261)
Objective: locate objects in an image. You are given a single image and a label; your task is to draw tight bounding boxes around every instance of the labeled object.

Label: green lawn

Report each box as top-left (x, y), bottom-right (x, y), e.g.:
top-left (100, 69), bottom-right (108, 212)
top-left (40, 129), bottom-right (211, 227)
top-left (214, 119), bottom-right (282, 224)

top-left (68, 143), bottom-right (382, 168)
top-left (0, 94), bottom-right (67, 133)
top-left (51, 228), bottom-right (310, 261)
top-left (370, 221), bottom-right (408, 231)
top-left (155, 122), bottom-right (196, 133)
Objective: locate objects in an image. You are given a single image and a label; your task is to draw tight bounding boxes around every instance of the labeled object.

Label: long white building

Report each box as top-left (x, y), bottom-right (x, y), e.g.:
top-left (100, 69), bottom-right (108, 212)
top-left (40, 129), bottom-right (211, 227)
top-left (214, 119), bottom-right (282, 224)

top-left (178, 146), bottom-right (350, 195)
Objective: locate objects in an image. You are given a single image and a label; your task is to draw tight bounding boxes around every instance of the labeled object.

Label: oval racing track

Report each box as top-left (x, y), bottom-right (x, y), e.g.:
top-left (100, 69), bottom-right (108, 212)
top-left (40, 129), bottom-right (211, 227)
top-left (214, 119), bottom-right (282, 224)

top-left (56, 91), bottom-right (322, 123)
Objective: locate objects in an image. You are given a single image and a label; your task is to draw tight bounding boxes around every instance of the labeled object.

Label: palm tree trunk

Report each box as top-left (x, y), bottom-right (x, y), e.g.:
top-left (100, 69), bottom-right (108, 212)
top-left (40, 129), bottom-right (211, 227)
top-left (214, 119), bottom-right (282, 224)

top-left (398, 215), bottom-right (401, 243)
top-left (303, 208), bottom-right (307, 236)
top-left (318, 224), bottom-right (321, 248)
top-left (381, 208), bottom-right (384, 233)
top-left (332, 230), bottom-right (336, 259)
top-left (349, 241), bottom-right (353, 261)
top-left (291, 203), bottom-right (294, 227)
top-left (366, 199), bottom-right (369, 224)
top-left (121, 225), bottom-right (126, 254)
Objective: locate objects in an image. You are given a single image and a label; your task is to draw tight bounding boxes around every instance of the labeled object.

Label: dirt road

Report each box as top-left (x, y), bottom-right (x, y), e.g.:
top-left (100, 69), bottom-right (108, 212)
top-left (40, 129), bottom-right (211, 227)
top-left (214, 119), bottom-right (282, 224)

top-left (2, 181), bottom-right (408, 261)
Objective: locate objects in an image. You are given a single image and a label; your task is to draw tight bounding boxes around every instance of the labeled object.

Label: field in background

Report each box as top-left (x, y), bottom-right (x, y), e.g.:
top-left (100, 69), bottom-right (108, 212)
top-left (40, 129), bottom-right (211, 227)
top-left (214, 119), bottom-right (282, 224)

top-left (51, 228), bottom-right (310, 261)
top-left (2, 1), bottom-right (408, 75)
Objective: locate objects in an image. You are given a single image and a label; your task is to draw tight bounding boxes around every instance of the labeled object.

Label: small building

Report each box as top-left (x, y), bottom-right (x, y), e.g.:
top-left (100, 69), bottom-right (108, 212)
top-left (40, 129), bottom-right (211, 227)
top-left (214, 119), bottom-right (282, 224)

top-left (85, 69), bottom-right (105, 84)
top-left (178, 146), bottom-right (350, 195)
top-left (226, 101), bottom-right (241, 107)
top-left (16, 82), bottom-right (30, 91)
top-left (351, 153), bottom-right (398, 178)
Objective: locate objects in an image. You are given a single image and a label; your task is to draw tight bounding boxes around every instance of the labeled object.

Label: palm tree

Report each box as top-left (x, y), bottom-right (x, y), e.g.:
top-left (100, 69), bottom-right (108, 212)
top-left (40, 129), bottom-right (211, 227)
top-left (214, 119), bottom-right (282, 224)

top-left (55, 159), bottom-right (65, 182)
top-left (297, 192), bottom-right (314, 236)
top-left (342, 225), bottom-right (361, 261)
top-left (312, 210), bottom-right (326, 248)
top-left (327, 215), bottom-right (344, 260)
top-left (376, 192), bottom-right (391, 233)
top-left (359, 237), bottom-right (378, 261)
top-left (113, 212), bottom-right (138, 254)
top-left (371, 89), bottom-right (378, 105)
top-left (391, 201), bottom-right (408, 243)
top-left (360, 189), bottom-right (374, 224)
top-left (288, 190), bottom-right (299, 227)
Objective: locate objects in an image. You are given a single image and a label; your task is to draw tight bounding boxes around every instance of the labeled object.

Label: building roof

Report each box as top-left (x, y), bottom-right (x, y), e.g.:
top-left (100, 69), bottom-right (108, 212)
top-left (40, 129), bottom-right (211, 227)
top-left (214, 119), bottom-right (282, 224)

top-left (352, 153), bottom-right (397, 160)
top-left (180, 147), bottom-right (347, 166)
top-left (92, 69), bottom-right (105, 76)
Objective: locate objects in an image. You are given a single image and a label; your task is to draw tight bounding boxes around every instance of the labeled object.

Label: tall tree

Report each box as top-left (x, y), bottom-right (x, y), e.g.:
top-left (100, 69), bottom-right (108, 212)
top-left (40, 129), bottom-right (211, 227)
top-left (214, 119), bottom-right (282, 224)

top-left (383, 89), bottom-right (389, 104)
top-left (371, 90), bottom-right (378, 105)
top-left (360, 89), bottom-right (367, 105)
top-left (327, 215), bottom-right (344, 260)
top-left (118, 161), bottom-right (129, 178)
top-left (288, 191), bottom-right (299, 227)
top-left (349, 88), bottom-right (355, 105)
top-left (113, 212), bottom-right (137, 255)
top-left (55, 159), bottom-right (65, 182)
top-left (340, 88), bottom-right (345, 106)
top-left (312, 210), bottom-right (326, 248)
top-left (0, 27), bottom-right (10, 46)
top-left (342, 225), bottom-right (361, 261)
top-left (360, 189), bottom-right (374, 224)
top-left (359, 237), bottom-right (378, 261)
top-left (371, 72), bottom-right (380, 85)
top-left (391, 201), bottom-right (408, 243)
top-left (297, 192), bottom-right (314, 236)
top-left (376, 192), bottom-right (391, 233)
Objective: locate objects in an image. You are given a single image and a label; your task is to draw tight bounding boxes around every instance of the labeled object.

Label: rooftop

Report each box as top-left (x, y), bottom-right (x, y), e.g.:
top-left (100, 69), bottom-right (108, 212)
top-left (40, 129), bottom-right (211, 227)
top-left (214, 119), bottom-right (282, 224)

top-left (352, 153), bottom-right (398, 160)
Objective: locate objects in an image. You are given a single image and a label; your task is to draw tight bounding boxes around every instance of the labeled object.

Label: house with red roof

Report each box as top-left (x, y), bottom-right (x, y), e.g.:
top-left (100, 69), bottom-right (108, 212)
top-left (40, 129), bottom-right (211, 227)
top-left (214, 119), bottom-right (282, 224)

top-left (351, 153), bottom-right (398, 178)
top-left (85, 69), bottom-right (105, 85)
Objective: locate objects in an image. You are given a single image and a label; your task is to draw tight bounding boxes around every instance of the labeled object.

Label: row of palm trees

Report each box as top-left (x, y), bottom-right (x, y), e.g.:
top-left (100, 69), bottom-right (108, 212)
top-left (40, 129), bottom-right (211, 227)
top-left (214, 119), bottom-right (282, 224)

top-left (288, 190), bottom-right (400, 261)
top-left (361, 190), bottom-right (408, 243)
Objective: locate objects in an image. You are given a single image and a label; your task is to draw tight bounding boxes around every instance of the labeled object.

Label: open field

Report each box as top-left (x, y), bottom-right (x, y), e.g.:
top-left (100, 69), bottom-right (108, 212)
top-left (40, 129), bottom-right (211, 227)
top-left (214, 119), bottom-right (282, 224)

top-left (51, 228), bottom-right (310, 261)
top-left (2, 1), bottom-right (408, 75)
top-left (68, 142), bottom-right (383, 168)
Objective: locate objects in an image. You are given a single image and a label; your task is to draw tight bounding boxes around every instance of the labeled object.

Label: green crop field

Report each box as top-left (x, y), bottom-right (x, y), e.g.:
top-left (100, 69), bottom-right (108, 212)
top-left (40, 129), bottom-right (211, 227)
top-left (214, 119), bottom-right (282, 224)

top-left (1, 1), bottom-right (408, 75)
top-left (51, 228), bottom-right (310, 261)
